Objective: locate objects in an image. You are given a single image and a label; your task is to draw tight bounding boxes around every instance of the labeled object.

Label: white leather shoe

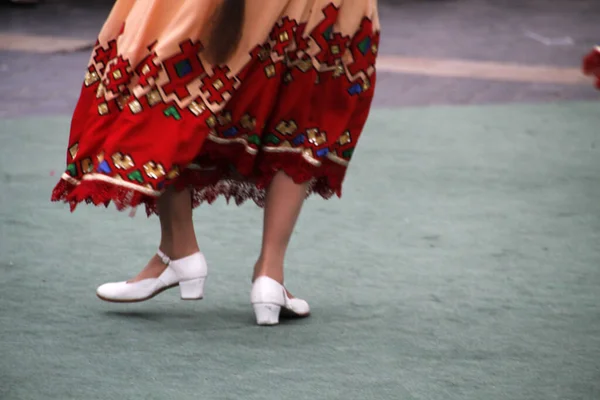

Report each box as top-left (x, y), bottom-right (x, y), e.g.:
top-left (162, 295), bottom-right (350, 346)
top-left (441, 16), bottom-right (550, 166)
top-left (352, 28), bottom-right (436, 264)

top-left (250, 276), bottom-right (310, 326)
top-left (96, 250), bottom-right (208, 303)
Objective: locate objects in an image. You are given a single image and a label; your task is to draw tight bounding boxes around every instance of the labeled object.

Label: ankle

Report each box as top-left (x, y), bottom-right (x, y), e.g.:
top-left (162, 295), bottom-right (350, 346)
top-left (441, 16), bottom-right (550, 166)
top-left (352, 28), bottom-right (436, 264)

top-left (253, 260), bottom-right (284, 284)
top-left (159, 244), bottom-right (200, 261)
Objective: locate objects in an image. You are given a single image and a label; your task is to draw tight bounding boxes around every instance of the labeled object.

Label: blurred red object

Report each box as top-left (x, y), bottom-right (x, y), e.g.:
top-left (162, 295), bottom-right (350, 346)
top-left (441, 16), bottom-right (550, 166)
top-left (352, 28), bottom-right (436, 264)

top-left (582, 46), bottom-right (600, 89)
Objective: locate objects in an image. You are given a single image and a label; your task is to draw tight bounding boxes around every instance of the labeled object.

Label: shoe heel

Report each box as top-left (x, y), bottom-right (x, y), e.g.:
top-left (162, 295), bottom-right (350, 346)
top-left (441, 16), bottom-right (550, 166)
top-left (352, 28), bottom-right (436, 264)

top-left (253, 303), bottom-right (281, 325)
top-left (179, 277), bottom-right (205, 300)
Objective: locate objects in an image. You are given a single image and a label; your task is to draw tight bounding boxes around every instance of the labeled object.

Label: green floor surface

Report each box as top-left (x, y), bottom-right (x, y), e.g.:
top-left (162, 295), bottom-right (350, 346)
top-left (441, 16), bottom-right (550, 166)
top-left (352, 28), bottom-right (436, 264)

top-left (1, 101), bottom-right (599, 400)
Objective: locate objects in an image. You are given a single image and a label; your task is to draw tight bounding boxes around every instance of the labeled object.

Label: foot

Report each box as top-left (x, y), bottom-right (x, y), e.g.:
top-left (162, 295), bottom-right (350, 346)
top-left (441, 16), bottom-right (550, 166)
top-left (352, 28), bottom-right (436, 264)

top-left (96, 250), bottom-right (208, 303)
top-left (129, 241), bottom-right (202, 282)
top-left (127, 253), bottom-right (169, 283)
top-left (250, 276), bottom-right (310, 326)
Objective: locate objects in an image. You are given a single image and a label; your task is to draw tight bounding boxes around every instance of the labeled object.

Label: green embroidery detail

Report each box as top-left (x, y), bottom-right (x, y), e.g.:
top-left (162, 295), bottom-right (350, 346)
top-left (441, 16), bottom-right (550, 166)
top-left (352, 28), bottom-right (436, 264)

top-left (247, 135), bottom-right (261, 146)
top-left (66, 163), bottom-right (77, 177)
top-left (342, 148), bottom-right (354, 159)
top-left (357, 37), bottom-right (371, 55)
top-left (263, 134), bottom-right (280, 145)
top-left (164, 106), bottom-right (182, 120)
top-left (127, 170), bottom-right (144, 183)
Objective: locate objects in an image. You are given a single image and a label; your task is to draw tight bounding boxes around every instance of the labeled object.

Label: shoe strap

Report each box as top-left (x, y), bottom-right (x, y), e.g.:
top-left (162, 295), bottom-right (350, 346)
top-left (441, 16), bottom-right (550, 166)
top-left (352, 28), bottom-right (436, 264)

top-left (156, 249), bottom-right (171, 266)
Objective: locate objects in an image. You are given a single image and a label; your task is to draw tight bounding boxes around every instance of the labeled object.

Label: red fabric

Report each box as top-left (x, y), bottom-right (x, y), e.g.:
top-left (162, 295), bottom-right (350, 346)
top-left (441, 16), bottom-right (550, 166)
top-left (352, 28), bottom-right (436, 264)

top-left (583, 47), bottom-right (600, 89)
top-left (50, 7), bottom-right (379, 216)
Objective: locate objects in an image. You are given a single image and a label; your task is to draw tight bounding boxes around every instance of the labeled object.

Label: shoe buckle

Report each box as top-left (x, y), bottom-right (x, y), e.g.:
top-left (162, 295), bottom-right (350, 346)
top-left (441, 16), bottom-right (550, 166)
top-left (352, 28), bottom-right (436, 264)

top-left (156, 249), bottom-right (171, 266)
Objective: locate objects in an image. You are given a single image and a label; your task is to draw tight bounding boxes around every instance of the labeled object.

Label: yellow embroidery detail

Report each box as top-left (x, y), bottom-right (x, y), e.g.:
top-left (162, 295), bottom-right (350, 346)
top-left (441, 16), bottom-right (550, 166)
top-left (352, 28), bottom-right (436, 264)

top-left (338, 131), bottom-right (351, 145)
top-left (112, 152), bottom-right (134, 169)
top-left (240, 114), bottom-right (256, 130)
top-left (81, 158), bottom-right (93, 174)
top-left (98, 103), bottom-right (109, 115)
top-left (276, 121), bottom-right (297, 136)
top-left (116, 95), bottom-right (129, 110)
top-left (96, 83), bottom-right (106, 98)
top-left (307, 128), bottom-right (327, 146)
top-left (143, 161), bottom-right (166, 179)
top-left (128, 100), bottom-right (142, 114)
top-left (212, 79), bottom-right (224, 90)
top-left (84, 71), bottom-right (100, 86)
top-left (189, 101), bottom-right (206, 116)
top-left (69, 143), bottom-right (79, 159)
top-left (265, 64), bottom-right (276, 78)
top-left (218, 112), bottom-right (232, 126)
top-left (147, 90), bottom-right (161, 106)
top-left (206, 115), bottom-right (217, 128)
top-left (167, 166), bottom-right (180, 180)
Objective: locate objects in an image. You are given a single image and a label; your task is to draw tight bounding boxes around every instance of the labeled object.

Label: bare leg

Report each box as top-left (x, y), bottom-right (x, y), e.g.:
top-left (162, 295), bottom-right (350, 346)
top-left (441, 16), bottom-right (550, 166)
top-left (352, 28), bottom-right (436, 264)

top-left (130, 187), bottom-right (199, 282)
top-left (253, 171), bottom-right (309, 285)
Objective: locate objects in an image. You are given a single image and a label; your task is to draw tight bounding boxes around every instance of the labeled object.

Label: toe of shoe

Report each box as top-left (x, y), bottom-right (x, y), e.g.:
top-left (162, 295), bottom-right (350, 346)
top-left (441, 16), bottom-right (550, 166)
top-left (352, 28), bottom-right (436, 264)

top-left (287, 298), bottom-right (310, 316)
top-left (96, 282), bottom-right (124, 298)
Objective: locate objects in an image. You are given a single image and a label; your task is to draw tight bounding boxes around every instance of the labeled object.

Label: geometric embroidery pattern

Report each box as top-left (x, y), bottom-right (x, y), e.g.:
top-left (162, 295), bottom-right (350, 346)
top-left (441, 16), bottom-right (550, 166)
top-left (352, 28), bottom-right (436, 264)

top-left (60, 2), bottom-right (379, 197)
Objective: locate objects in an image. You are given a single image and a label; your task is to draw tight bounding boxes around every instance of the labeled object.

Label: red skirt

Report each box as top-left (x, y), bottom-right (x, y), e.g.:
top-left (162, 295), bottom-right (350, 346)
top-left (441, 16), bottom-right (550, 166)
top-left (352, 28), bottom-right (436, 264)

top-left (50, 0), bottom-right (381, 216)
top-left (583, 46), bottom-right (600, 89)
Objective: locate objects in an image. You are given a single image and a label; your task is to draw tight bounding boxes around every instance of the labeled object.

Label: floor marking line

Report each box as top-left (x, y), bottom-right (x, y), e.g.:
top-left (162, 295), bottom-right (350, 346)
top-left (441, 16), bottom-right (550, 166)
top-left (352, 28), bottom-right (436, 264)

top-left (0, 33), bottom-right (590, 85)
top-left (376, 55), bottom-right (589, 85)
top-left (0, 33), bottom-right (94, 53)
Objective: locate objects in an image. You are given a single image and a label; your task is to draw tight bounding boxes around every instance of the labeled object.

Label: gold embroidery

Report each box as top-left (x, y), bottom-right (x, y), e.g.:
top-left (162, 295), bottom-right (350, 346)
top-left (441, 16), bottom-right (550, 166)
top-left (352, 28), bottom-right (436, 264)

top-left (206, 115), bottom-right (217, 128)
top-left (98, 103), bottom-right (109, 115)
top-left (81, 158), bottom-right (93, 174)
top-left (69, 143), bottom-right (79, 159)
top-left (264, 64), bottom-right (276, 78)
top-left (218, 111), bottom-right (232, 125)
top-left (143, 161), bottom-right (166, 179)
top-left (116, 95), bottom-right (129, 110)
top-left (258, 48), bottom-right (269, 61)
top-left (167, 166), bottom-right (180, 180)
top-left (189, 101), bottom-right (206, 116)
top-left (240, 114), bottom-right (256, 130)
top-left (276, 121), bottom-right (297, 136)
top-left (307, 128), bottom-right (327, 146)
top-left (112, 152), bottom-right (134, 169)
top-left (297, 59), bottom-right (312, 72)
top-left (212, 79), bottom-right (224, 90)
top-left (338, 131), bottom-right (351, 145)
top-left (96, 83), bottom-right (106, 98)
top-left (147, 90), bottom-right (161, 106)
top-left (84, 71), bottom-right (100, 86)
top-left (128, 100), bottom-right (142, 114)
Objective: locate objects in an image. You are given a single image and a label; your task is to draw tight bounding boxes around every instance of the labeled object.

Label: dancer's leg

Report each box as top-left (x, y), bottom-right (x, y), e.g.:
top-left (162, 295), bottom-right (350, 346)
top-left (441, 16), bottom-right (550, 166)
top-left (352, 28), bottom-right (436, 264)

top-left (253, 171), bottom-right (308, 284)
top-left (130, 187), bottom-right (199, 282)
